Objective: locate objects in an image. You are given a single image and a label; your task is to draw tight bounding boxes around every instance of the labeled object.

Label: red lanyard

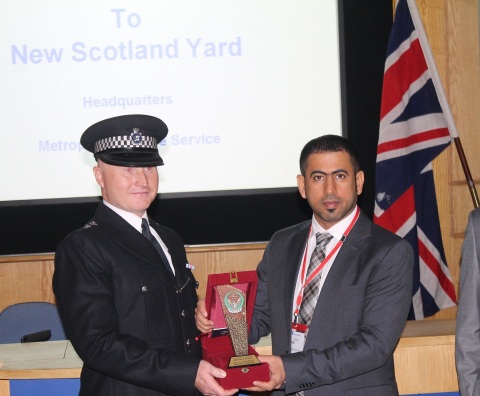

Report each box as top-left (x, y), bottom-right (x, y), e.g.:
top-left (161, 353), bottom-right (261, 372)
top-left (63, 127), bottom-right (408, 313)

top-left (293, 207), bottom-right (360, 324)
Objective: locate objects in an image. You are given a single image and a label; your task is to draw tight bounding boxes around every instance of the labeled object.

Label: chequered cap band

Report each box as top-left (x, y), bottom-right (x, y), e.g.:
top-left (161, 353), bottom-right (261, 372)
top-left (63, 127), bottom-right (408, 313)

top-left (94, 132), bottom-right (157, 153)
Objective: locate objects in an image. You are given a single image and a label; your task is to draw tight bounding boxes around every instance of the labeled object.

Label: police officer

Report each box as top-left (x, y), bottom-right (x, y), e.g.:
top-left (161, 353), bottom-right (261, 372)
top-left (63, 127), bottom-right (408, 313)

top-left (53, 114), bottom-right (238, 396)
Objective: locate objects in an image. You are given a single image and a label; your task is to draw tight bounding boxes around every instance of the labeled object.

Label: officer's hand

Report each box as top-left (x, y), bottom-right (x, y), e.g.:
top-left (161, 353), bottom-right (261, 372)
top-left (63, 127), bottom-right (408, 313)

top-left (195, 360), bottom-right (238, 396)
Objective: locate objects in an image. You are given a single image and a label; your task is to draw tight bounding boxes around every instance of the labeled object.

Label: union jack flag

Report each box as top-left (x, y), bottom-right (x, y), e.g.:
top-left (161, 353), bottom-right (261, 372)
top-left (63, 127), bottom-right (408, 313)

top-left (374, 0), bottom-right (457, 319)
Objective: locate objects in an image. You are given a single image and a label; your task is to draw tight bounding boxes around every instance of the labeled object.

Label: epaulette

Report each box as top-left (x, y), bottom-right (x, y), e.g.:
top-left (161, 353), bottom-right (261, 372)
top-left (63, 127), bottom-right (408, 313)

top-left (83, 220), bottom-right (98, 229)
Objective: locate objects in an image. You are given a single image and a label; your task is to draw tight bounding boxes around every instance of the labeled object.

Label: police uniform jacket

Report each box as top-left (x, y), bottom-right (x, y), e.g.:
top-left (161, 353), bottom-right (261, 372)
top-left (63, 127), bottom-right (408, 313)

top-left (53, 203), bottom-right (202, 396)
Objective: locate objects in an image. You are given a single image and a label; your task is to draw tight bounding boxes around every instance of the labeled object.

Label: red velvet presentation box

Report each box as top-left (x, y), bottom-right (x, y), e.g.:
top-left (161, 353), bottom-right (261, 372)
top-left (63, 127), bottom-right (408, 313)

top-left (201, 270), bottom-right (270, 389)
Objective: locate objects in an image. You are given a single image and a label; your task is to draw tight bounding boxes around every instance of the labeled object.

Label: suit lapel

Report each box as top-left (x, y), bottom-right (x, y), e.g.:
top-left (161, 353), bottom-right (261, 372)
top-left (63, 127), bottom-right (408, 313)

top-left (149, 220), bottom-right (179, 280)
top-left (305, 213), bottom-right (371, 344)
top-left (283, 222), bottom-right (311, 341)
top-left (94, 204), bottom-right (173, 274)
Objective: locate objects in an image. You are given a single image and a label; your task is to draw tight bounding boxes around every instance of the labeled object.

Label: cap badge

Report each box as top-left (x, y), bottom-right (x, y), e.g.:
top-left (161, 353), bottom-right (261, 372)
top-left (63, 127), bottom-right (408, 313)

top-left (130, 128), bottom-right (143, 145)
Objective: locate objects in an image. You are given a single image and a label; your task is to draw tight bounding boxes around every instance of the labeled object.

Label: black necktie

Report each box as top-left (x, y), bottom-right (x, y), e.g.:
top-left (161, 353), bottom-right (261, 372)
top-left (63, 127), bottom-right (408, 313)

top-left (141, 218), bottom-right (173, 275)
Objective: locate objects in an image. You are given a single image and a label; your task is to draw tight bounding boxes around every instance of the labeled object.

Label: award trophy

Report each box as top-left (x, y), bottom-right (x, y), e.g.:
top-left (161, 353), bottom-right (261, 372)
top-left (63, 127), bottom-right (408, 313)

top-left (216, 284), bottom-right (261, 367)
top-left (201, 270), bottom-right (270, 388)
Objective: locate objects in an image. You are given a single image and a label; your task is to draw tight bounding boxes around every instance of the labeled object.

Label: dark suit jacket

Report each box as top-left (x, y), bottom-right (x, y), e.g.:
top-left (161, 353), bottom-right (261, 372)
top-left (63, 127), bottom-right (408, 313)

top-left (249, 211), bottom-right (413, 395)
top-left (53, 203), bottom-right (202, 396)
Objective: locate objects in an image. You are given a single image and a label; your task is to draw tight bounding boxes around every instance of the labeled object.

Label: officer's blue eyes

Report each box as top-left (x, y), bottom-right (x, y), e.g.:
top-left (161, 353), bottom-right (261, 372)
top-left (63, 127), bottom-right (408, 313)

top-left (123, 168), bottom-right (154, 175)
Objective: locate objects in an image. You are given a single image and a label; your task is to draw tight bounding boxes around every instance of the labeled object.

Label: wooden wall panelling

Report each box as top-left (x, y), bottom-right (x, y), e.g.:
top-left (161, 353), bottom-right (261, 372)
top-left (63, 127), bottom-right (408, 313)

top-left (0, 255), bottom-right (56, 312)
top-left (185, 243), bottom-right (266, 299)
top-left (417, 0), bottom-right (480, 319)
top-left (0, 244), bottom-right (267, 313)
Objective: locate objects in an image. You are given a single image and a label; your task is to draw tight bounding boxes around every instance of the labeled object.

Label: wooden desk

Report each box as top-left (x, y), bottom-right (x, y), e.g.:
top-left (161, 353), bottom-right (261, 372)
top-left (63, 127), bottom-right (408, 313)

top-left (0, 340), bottom-right (82, 396)
top-left (0, 320), bottom-right (458, 396)
top-left (394, 319), bottom-right (458, 394)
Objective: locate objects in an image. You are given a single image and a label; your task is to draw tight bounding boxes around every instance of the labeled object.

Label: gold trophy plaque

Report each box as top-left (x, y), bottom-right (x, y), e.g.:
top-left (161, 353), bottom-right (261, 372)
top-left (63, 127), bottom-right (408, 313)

top-left (216, 284), bottom-right (261, 368)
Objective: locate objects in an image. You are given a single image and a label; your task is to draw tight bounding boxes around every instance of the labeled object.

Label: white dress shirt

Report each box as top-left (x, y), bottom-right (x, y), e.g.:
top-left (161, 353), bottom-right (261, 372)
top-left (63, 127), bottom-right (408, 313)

top-left (102, 201), bottom-right (175, 274)
top-left (292, 206), bottom-right (359, 322)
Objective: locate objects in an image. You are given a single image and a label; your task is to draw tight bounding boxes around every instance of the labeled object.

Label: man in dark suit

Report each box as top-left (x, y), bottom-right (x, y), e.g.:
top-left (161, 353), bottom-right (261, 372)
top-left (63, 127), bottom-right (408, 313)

top-left (53, 115), bottom-right (238, 396)
top-left (196, 134), bottom-right (413, 395)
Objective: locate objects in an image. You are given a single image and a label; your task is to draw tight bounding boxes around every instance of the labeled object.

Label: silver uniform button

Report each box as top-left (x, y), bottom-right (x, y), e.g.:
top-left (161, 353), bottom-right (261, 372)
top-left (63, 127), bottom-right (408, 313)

top-left (142, 286), bottom-right (148, 292)
top-left (181, 310), bottom-right (187, 317)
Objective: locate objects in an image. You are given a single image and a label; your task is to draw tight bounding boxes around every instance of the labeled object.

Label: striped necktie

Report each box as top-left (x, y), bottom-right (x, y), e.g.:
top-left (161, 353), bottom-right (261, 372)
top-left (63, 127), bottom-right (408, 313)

top-left (298, 232), bottom-right (333, 326)
top-left (296, 232), bottom-right (332, 396)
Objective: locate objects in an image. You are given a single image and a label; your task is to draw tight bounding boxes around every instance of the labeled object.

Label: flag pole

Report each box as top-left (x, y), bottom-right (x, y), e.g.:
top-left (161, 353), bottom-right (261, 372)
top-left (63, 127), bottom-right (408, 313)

top-left (453, 137), bottom-right (480, 208)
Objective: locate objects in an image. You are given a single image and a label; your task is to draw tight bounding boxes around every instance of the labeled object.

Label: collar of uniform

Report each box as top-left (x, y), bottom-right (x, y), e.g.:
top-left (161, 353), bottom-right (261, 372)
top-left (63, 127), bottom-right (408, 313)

top-left (102, 200), bottom-right (146, 233)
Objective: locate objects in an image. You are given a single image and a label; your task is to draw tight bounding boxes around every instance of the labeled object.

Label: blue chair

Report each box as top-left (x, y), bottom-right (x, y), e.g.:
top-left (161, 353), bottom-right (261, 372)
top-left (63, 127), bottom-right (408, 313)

top-left (0, 302), bottom-right (66, 343)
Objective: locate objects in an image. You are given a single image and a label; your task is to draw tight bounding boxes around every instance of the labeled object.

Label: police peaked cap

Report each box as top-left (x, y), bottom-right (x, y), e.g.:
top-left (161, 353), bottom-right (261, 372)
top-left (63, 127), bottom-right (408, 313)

top-left (80, 114), bottom-right (168, 167)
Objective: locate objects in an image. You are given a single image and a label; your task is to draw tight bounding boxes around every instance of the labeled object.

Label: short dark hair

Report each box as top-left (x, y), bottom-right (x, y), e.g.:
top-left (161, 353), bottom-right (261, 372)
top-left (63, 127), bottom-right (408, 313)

top-left (299, 134), bottom-right (361, 176)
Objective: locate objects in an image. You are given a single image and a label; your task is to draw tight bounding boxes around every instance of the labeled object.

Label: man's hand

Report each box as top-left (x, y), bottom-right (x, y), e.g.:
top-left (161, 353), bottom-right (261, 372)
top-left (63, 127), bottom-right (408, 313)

top-left (194, 360), bottom-right (238, 396)
top-left (246, 355), bottom-right (286, 392)
top-left (195, 298), bottom-right (215, 334)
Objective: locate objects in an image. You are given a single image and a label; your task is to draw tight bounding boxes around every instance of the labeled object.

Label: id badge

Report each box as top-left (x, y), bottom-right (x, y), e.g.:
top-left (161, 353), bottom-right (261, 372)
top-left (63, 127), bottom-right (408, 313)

top-left (291, 323), bottom-right (308, 353)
